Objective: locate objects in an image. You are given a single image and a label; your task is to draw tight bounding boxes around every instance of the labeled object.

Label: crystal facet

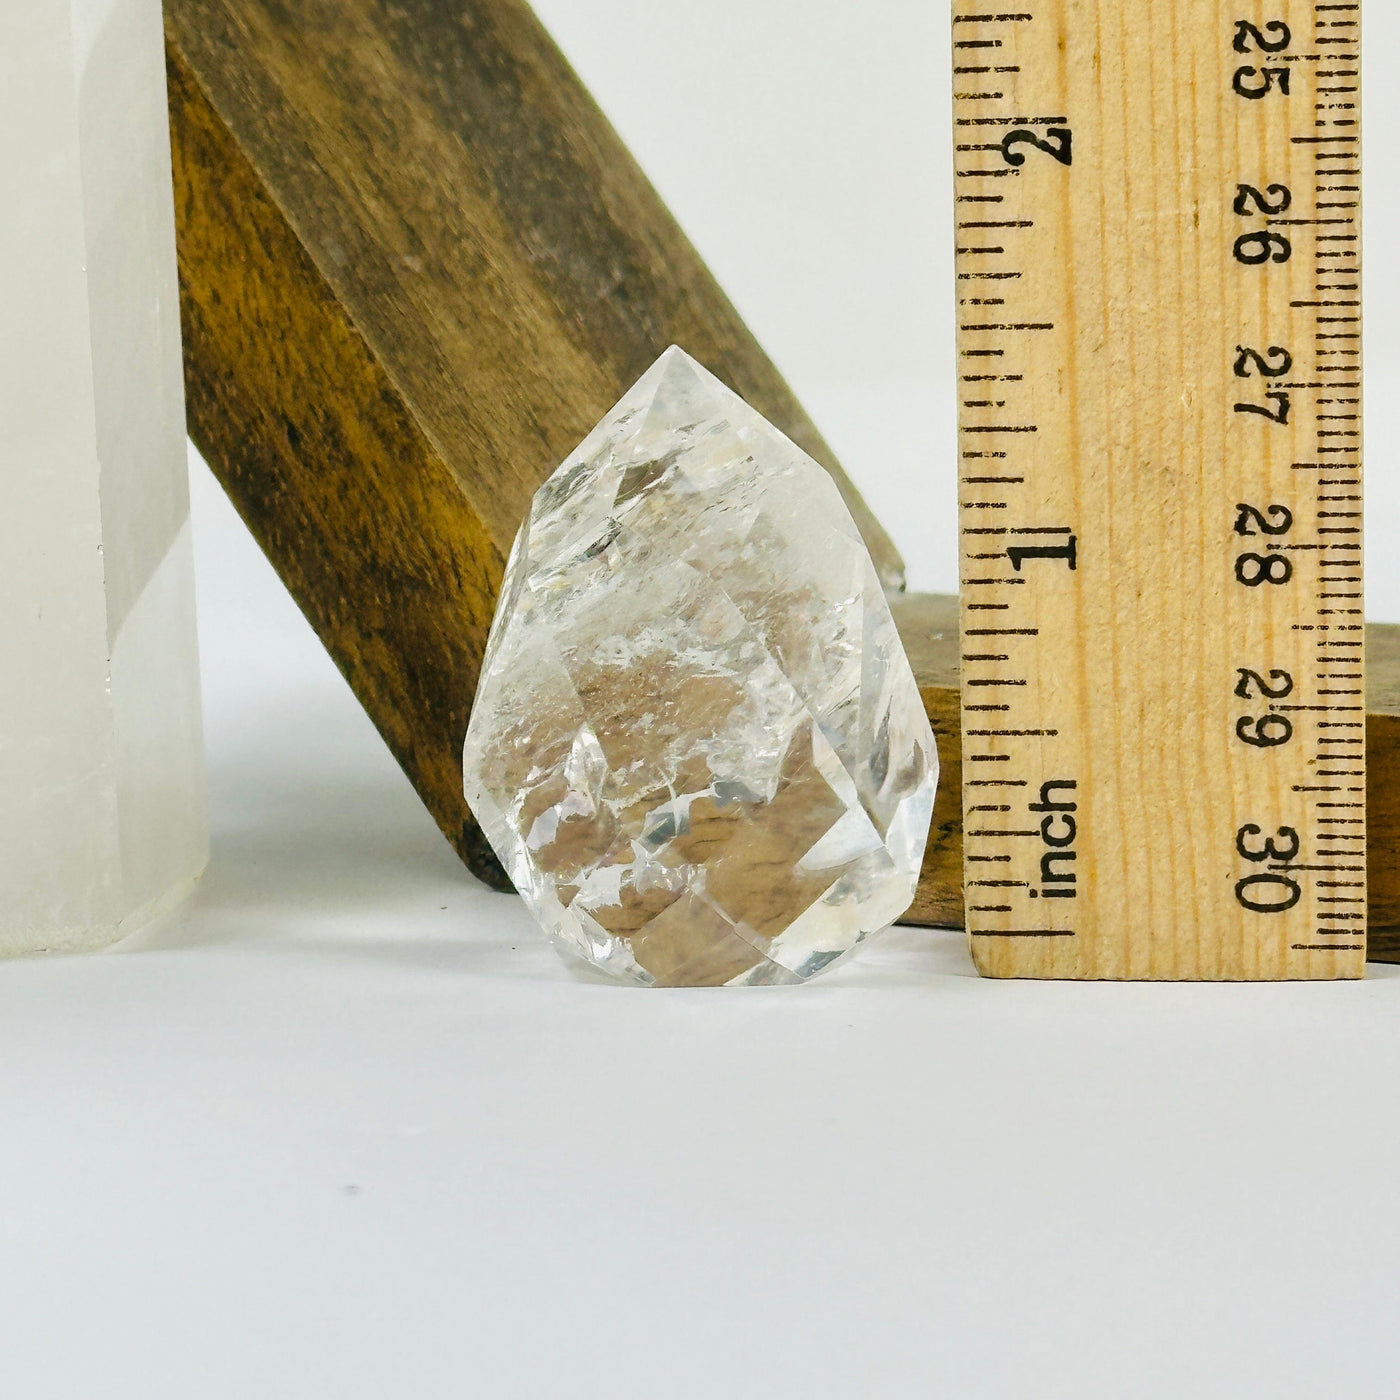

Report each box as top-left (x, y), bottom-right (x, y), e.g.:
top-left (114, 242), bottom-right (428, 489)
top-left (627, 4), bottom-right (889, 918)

top-left (464, 348), bottom-right (937, 986)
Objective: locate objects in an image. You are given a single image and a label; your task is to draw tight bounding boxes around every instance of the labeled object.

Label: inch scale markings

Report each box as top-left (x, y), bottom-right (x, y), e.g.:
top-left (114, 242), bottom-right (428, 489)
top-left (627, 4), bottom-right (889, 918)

top-left (952, 1), bottom-right (1365, 978)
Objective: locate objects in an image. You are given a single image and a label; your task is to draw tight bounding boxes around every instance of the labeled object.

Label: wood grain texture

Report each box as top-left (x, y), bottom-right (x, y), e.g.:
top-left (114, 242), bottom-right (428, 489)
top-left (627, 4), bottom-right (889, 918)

top-left (167, 0), bottom-right (1396, 966)
top-left (165, 0), bottom-right (903, 887)
top-left (951, 2), bottom-right (1364, 978)
top-left (892, 593), bottom-right (1400, 965)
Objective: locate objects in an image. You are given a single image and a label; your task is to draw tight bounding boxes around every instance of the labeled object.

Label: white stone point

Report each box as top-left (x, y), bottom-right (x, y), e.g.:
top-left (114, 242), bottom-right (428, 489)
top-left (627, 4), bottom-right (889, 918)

top-left (0, 0), bottom-right (208, 954)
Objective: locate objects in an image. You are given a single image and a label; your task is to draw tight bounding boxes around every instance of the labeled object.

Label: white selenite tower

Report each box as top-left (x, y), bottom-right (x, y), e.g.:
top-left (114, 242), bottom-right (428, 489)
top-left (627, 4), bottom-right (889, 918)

top-left (0, 0), bottom-right (208, 954)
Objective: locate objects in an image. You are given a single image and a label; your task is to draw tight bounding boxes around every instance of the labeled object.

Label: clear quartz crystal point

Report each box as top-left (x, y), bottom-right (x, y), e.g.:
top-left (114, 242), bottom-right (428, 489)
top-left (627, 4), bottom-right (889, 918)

top-left (463, 348), bottom-right (936, 987)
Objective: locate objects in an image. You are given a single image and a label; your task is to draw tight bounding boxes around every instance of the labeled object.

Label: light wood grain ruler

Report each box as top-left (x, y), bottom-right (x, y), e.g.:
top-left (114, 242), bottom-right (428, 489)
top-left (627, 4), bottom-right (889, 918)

top-left (951, 1), bottom-right (1364, 978)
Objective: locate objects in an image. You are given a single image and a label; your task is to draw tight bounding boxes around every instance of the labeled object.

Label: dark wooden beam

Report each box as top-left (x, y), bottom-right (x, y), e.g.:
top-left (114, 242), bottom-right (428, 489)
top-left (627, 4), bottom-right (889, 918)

top-left (165, 0), bottom-right (903, 888)
top-left (167, 0), bottom-right (1400, 964)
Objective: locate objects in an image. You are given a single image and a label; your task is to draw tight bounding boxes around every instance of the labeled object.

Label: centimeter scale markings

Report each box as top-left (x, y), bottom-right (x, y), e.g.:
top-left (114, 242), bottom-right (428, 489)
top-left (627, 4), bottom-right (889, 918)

top-left (952, 1), bottom-right (1365, 978)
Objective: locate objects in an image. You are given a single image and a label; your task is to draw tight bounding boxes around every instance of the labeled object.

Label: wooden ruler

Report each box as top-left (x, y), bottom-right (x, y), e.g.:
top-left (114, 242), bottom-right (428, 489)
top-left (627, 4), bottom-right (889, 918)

top-left (952, 1), bottom-right (1364, 978)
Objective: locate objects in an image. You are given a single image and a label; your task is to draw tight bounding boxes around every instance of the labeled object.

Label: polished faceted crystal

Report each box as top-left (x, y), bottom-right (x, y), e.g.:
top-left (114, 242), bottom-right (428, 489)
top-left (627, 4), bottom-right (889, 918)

top-left (464, 348), bottom-right (937, 986)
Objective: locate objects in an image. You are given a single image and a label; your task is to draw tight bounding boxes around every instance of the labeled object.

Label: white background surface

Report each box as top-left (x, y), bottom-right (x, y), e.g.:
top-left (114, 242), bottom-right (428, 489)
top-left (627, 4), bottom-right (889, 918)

top-left (3, 5), bottom-right (1400, 1397)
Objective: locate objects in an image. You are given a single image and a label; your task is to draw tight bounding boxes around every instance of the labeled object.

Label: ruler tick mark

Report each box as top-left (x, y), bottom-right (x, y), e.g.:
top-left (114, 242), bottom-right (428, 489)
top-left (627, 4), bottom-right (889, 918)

top-left (953, 0), bottom-right (1365, 977)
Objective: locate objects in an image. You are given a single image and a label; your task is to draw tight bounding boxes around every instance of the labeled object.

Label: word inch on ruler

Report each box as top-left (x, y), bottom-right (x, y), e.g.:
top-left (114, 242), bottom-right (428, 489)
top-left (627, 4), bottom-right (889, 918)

top-left (952, 2), bottom-right (1364, 979)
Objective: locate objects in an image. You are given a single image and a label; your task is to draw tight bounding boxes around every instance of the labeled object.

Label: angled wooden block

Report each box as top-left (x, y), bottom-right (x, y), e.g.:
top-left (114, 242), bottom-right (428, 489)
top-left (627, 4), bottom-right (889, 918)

top-left (169, 0), bottom-right (1400, 965)
top-left (165, 0), bottom-right (903, 888)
